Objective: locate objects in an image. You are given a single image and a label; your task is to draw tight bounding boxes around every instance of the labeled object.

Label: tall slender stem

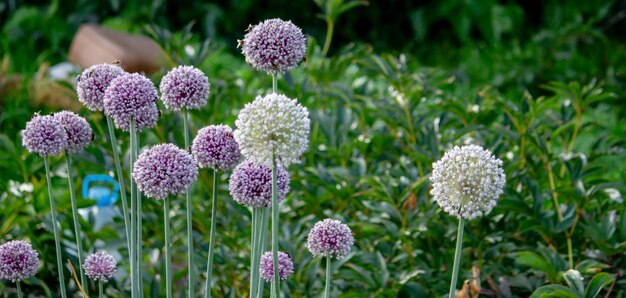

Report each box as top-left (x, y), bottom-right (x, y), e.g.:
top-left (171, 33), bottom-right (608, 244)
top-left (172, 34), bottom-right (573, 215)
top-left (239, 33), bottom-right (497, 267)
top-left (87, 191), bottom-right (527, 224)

top-left (44, 157), bottom-right (67, 298)
top-left (566, 236), bottom-right (574, 269)
top-left (65, 154), bottom-right (88, 295)
top-left (270, 152), bottom-right (280, 298)
top-left (99, 281), bottom-right (103, 298)
top-left (321, 20), bottom-right (334, 57)
top-left (272, 75), bottom-right (277, 94)
top-left (324, 256), bottom-right (331, 298)
top-left (164, 196), bottom-right (173, 298)
top-left (250, 208), bottom-right (259, 298)
top-left (134, 128), bottom-right (143, 297)
top-left (129, 118), bottom-right (137, 298)
top-left (183, 112), bottom-right (195, 298)
top-left (205, 169), bottom-right (219, 298)
top-left (256, 208), bottom-right (270, 297)
top-left (448, 218), bottom-right (465, 298)
top-left (106, 116), bottom-right (131, 252)
top-left (16, 281), bottom-right (22, 298)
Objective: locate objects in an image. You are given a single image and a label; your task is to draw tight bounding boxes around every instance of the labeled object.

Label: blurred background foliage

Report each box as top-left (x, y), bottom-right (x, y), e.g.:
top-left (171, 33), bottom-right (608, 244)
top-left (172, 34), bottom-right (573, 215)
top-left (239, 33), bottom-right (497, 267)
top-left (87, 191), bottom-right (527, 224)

top-left (1, 0), bottom-right (626, 297)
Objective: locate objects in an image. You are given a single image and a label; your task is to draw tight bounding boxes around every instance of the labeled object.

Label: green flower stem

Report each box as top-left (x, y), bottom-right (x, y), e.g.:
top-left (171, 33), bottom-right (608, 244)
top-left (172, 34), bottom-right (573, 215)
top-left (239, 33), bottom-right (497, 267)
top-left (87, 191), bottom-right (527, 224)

top-left (99, 281), bottom-right (103, 298)
top-left (250, 208), bottom-right (259, 298)
top-left (205, 169), bottom-right (219, 298)
top-left (270, 152), bottom-right (280, 298)
top-left (256, 208), bottom-right (270, 297)
top-left (16, 281), bottom-right (22, 298)
top-left (106, 115), bottom-right (131, 252)
top-left (44, 157), bottom-right (67, 298)
top-left (324, 256), bottom-right (331, 298)
top-left (134, 128), bottom-right (143, 297)
top-left (164, 196), bottom-right (173, 298)
top-left (272, 75), bottom-right (277, 94)
top-left (321, 20), bottom-right (334, 57)
top-left (183, 112), bottom-right (195, 298)
top-left (129, 118), bottom-right (137, 298)
top-left (448, 218), bottom-right (465, 298)
top-left (65, 154), bottom-right (88, 296)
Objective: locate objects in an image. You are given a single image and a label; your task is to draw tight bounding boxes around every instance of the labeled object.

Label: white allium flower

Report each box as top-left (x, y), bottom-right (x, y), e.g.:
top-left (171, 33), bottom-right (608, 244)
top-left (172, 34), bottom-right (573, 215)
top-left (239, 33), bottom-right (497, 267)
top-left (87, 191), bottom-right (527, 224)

top-left (430, 145), bottom-right (506, 220)
top-left (234, 93), bottom-right (310, 167)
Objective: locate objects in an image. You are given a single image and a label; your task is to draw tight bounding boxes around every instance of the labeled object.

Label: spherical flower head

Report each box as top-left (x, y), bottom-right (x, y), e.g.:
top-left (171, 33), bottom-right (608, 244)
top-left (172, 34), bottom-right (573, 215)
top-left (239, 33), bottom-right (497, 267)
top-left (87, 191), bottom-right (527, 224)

top-left (241, 18), bottom-right (307, 75)
top-left (159, 65), bottom-right (210, 111)
top-left (192, 125), bottom-right (241, 170)
top-left (133, 143), bottom-right (198, 200)
top-left (0, 240), bottom-right (40, 282)
top-left (77, 63), bottom-right (126, 111)
top-left (83, 251), bottom-right (116, 282)
top-left (22, 114), bottom-right (68, 157)
top-left (234, 93), bottom-right (310, 167)
top-left (430, 145), bottom-right (506, 220)
top-left (53, 111), bottom-right (93, 154)
top-left (229, 160), bottom-right (289, 208)
top-left (103, 73), bottom-right (159, 132)
top-left (307, 219), bottom-right (354, 259)
top-left (259, 251), bottom-right (294, 282)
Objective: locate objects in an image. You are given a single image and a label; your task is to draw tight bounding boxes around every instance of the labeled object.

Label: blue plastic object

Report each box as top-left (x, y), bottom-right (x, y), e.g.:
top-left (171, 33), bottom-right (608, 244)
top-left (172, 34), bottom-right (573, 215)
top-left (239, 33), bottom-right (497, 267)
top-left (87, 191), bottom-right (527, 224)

top-left (82, 174), bottom-right (119, 207)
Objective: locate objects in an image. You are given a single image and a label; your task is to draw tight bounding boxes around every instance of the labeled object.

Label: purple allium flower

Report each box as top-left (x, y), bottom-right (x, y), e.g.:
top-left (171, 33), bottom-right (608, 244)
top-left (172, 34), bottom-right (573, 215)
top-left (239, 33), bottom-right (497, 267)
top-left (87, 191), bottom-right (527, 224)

top-left (241, 18), bottom-right (307, 74)
top-left (159, 65), bottom-right (210, 111)
top-left (83, 251), bottom-right (116, 282)
top-left (307, 219), bottom-right (354, 259)
top-left (76, 63), bottom-right (126, 111)
top-left (0, 240), bottom-right (40, 282)
top-left (192, 125), bottom-right (241, 170)
top-left (133, 143), bottom-right (198, 200)
top-left (22, 114), bottom-right (68, 157)
top-left (53, 111), bottom-right (93, 154)
top-left (103, 73), bottom-right (159, 132)
top-left (259, 251), bottom-right (294, 282)
top-left (229, 160), bottom-right (289, 208)
top-left (234, 93), bottom-right (310, 167)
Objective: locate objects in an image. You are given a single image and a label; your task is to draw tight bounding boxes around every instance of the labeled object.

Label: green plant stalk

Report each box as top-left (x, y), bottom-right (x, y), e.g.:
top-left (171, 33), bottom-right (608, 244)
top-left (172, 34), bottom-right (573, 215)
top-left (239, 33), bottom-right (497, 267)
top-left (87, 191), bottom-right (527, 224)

top-left (129, 118), bottom-right (137, 298)
top-left (448, 218), bottom-right (465, 298)
top-left (205, 169), bottom-right (219, 298)
top-left (566, 236), bottom-right (574, 269)
top-left (164, 196), bottom-right (173, 298)
top-left (99, 281), bottom-right (103, 298)
top-left (321, 19), bottom-right (334, 57)
top-left (65, 154), bottom-right (88, 296)
top-left (256, 208), bottom-right (270, 297)
top-left (44, 157), bottom-right (68, 298)
top-left (271, 152), bottom-right (280, 298)
top-left (134, 129), bottom-right (143, 297)
top-left (324, 255), bottom-right (331, 298)
top-left (183, 112), bottom-right (195, 298)
top-left (16, 281), bottom-right (22, 298)
top-left (272, 75), bottom-right (277, 94)
top-left (250, 208), bottom-right (259, 298)
top-left (106, 116), bottom-right (131, 252)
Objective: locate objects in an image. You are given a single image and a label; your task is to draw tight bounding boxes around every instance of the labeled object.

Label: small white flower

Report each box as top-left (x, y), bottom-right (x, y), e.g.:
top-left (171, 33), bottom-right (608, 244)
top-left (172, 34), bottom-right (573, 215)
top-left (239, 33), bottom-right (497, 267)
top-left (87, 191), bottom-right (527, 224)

top-left (234, 93), bottom-right (310, 167)
top-left (430, 145), bottom-right (506, 220)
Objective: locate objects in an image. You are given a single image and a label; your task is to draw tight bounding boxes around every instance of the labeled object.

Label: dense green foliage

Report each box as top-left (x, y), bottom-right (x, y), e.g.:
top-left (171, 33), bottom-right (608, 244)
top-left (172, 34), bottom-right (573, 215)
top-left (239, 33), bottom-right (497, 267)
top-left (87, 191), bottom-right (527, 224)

top-left (1, 0), bottom-right (625, 297)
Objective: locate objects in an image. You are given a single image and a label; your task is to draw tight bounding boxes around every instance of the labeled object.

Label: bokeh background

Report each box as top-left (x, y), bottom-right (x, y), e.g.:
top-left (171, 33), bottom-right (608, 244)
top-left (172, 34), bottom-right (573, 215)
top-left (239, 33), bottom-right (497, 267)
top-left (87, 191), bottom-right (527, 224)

top-left (1, 0), bottom-right (625, 297)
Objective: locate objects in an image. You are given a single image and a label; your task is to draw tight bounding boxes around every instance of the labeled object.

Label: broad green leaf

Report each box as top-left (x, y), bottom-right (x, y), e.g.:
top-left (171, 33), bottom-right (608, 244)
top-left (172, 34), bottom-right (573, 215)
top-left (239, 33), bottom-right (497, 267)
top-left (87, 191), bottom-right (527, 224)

top-left (563, 270), bottom-right (585, 296)
top-left (530, 285), bottom-right (580, 298)
top-left (585, 273), bottom-right (614, 298)
top-left (515, 251), bottom-right (557, 279)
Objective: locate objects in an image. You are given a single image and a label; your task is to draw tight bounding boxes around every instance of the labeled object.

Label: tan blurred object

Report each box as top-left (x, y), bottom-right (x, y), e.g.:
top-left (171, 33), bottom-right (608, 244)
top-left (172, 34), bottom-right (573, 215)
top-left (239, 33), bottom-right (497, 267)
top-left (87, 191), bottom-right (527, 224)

top-left (455, 265), bottom-right (482, 298)
top-left (69, 24), bottom-right (166, 73)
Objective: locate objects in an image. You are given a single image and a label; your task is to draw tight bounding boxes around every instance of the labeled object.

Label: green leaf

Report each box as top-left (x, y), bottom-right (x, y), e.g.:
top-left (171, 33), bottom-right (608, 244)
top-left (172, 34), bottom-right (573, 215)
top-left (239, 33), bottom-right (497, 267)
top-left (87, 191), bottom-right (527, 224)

top-left (515, 251), bottom-right (557, 279)
top-left (563, 270), bottom-right (585, 296)
top-left (585, 273), bottom-right (614, 298)
top-left (530, 285), bottom-right (581, 298)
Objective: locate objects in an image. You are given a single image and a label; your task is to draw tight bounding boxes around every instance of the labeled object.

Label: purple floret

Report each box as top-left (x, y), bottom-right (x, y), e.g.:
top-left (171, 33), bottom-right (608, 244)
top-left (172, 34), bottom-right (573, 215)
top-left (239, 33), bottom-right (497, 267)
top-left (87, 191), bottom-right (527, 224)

top-left (133, 143), bottom-right (198, 200)
top-left (259, 251), bottom-right (294, 282)
top-left (192, 125), bottom-right (241, 170)
top-left (83, 251), bottom-right (116, 282)
top-left (76, 63), bottom-right (126, 111)
top-left (0, 240), bottom-right (40, 282)
top-left (22, 114), bottom-right (68, 157)
top-left (229, 160), bottom-right (290, 208)
top-left (103, 73), bottom-right (159, 132)
top-left (307, 219), bottom-right (354, 259)
top-left (241, 18), bottom-right (307, 75)
top-left (160, 65), bottom-right (210, 111)
top-left (54, 111), bottom-right (93, 154)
